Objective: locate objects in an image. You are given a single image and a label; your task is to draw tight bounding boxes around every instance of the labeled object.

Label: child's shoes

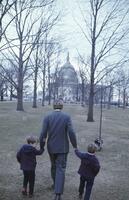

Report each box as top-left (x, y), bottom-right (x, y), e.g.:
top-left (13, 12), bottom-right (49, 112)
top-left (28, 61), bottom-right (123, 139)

top-left (22, 188), bottom-right (27, 196)
top-left (29, 194), bottom-right (33, 198)
top-left (79, 193), bottom-right (83, 199)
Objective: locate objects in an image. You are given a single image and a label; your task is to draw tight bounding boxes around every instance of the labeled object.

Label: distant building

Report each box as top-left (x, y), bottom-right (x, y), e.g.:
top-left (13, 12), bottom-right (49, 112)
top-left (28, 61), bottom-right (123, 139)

top-left (57, 53), bottom-right (78, 102)
top-left (38, 53), bottom-right (114, 105)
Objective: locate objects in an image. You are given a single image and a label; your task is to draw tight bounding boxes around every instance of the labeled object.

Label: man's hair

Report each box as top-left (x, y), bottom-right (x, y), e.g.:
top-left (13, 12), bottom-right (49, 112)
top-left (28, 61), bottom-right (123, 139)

top-left (53, 99), bottom-right (63, 109)
top-left (26, 136), bottom-right (38, 144)
top-left (87, 143), bottom-right (97, 153)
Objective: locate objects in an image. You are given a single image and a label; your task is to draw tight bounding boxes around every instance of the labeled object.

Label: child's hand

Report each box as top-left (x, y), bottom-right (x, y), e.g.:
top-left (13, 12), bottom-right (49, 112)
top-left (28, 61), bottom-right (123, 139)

top-left (40, 148), bottom-right (44, 153)
top-left (34, 137), bottom-right (39, 148)
top-left (35, 137), bottom-right (39, 144)
top-left (74, 148), bottom-right (78, 153)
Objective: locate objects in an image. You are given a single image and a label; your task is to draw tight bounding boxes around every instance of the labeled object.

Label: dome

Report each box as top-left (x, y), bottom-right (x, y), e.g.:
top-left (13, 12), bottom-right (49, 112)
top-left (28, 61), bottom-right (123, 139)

top-left (59, 53), bottom-right (78, 85)
top-left (57, 53), bottom-right (78, 102)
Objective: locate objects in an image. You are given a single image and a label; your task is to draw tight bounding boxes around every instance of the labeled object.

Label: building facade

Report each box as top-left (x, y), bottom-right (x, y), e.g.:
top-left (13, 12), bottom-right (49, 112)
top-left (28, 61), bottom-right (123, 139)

top-left (58, 53), bottom-right (78, 102)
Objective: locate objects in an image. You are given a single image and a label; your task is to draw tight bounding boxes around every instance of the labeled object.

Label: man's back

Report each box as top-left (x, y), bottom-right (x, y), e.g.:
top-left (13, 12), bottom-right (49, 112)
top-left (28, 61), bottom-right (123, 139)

top-left (39, 99), bottom-right (77, 200)
top-left (40, 110), bottom-right (77, 154)
top-left (46, 111), bottom-right (70, 153)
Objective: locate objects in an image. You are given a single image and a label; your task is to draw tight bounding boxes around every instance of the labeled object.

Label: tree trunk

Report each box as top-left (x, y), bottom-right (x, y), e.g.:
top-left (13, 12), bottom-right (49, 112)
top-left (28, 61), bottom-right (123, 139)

top-left (48, 59), bottom-right (51, 105)
top-left (107, 85), bottom-right (113, 109)
top-left (99, 86), bottom-right (103, 141)
top-left (0, 89), bottom-right (4, 101)
top-left (76, 81), bottom-right (79, 101)
top-left (87, 10), bottom-right (96, 122)
top-left (123, 89), bottom-right (126, 109)
top-left (103, 89), bottom-right (106, 108)
top-left (87, 44), bottom-right (95, 121)
top-left (87, 81), bottom-right (94, 122)
top-left (32, 65), bottom-right (38, 108)
top-left (32, 44), bottom-right (39, 108)
top-left (42, 82), bottom-right (45, 106)
top-left (10, 85), bottom-right (13, 101)
top-left (32, 72), bottom-right (38, 108)
top-left (81, 79), bottom-right (85, 106)
top-left (17, 44), bottom-right (24, 111)
top-left (17, 86), bottom-right (24, 111)
top-left (42, 68), bottom-right (46, 106)
top-left (118, 88), bottom-right (121, 107)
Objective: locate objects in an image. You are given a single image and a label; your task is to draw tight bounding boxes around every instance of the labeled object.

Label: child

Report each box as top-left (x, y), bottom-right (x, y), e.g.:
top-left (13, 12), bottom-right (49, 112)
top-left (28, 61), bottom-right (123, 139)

top-left (16, 136), bottom-right (44, 198)
top-left (75, 143), bottom-right (100, 200)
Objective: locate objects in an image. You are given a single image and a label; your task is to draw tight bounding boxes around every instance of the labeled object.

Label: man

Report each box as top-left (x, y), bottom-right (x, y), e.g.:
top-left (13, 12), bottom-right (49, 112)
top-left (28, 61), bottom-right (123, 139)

top-left (40, 99), bottom-right (77, 200)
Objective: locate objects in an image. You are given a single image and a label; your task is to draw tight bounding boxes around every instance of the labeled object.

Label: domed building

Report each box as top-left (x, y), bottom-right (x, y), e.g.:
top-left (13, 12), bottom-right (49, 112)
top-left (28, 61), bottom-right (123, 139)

top-left (58, 53), bottom-right (78, 102)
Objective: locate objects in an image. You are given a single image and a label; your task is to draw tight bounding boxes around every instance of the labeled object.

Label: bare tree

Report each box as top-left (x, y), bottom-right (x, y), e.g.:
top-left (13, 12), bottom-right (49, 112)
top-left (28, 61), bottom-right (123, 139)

top-left (37, 33), bottom-right (62, 106)
top-left (31, 43), bottom-right (40, 108)
top-left (0, 0), bottom-right (59, 111)
top-left (76, 0), bottom-right (129, 121)
top-left (103, 72), bottom-right (116, 109)
top-left (78, 62), bottom-right (88, 106)
top-left (46, 38), bottom-right (60, 105)
top-left (0, 69), bottom-right (6, 101)
top-left (116, 69), bottom-right (129, 109)
top-left (0, 0), bottom-right (17, 41)
top-left (51, 49), bottom-right (61, 100)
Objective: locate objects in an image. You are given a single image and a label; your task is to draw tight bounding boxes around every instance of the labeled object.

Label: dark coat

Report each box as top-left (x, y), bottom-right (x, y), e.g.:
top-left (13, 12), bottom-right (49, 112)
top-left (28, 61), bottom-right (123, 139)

top-left (75, 149), bottom-right (100, 179)
top-left (40, 110), bottom-right (77, 154)
top-left (16, 144), bottom-right (44, 171)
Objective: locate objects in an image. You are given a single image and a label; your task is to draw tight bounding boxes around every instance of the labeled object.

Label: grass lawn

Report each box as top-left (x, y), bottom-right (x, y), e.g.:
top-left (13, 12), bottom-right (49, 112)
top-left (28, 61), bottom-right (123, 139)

top-left (0, 102), bottom-right (129, 200)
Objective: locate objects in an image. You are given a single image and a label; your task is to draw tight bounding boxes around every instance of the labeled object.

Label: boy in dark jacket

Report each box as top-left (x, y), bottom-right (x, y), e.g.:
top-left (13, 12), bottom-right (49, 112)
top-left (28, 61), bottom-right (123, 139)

top-left (16, 136), bottom-right (44, 198)
top-left (75, 143), bottom-right (100, 200)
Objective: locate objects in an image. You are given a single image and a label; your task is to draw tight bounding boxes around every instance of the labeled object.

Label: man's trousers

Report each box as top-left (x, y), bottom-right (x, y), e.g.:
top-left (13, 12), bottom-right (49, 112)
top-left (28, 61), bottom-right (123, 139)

top-left (49, 153), bottom-right (67, 194)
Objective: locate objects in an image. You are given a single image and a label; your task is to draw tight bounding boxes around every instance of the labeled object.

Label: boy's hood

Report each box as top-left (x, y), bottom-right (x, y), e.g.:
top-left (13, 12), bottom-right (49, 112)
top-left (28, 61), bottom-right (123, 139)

top-left (22, 144), bottom-right (34, 153)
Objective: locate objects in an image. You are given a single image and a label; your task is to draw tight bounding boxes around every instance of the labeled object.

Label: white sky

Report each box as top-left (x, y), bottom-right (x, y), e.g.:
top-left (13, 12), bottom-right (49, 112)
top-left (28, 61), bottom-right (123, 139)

top-left (55, 0), bottom-right (129, 72)
top-left (55, 0), bottom-right (88, 68)
top-left (1, 0), bottom-right (129, 73)
top-left (1, 0), bottom-right (86, 70)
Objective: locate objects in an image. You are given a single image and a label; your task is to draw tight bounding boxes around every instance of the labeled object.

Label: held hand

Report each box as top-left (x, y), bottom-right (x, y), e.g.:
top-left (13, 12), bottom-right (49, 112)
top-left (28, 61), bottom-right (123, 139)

top-left (40, 138), bottom-right (46, 149)
top-left (74, 148), bottom-right (78, 153)
top-left (39, 148), bottom-right (44, 155)
top-left (73, 143), bottom-right (78, 150)
top-left (40, 141), bottom-right (45, 149)
top-left (41, 148), bottom-right (45, 152)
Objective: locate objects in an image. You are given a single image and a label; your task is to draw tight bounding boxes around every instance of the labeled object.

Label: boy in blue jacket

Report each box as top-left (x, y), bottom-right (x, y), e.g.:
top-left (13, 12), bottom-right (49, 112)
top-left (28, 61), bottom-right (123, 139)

top-left (16, 136), bottom-right (44, 198)
top-left (75, 143), bottom-right (100, 200)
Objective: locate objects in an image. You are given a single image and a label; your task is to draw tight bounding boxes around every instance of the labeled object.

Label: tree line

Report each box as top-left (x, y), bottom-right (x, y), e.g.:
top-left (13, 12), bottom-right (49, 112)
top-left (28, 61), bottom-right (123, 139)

top-left (0, 0), bottom-right (129, 122)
